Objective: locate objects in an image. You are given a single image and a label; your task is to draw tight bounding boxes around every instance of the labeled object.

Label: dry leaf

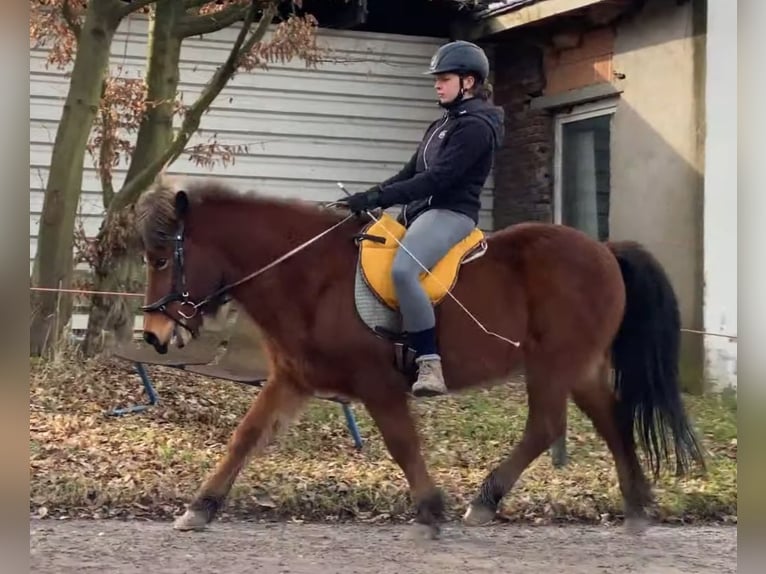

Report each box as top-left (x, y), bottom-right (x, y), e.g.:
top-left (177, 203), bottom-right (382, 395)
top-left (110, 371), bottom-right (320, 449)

top-left (30, 355), bottom-right (737, 525)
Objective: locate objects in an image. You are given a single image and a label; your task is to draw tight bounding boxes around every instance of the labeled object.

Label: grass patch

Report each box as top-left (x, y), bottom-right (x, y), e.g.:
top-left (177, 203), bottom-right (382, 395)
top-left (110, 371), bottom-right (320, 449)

top-left (30, 355), bottom-right (736, 524)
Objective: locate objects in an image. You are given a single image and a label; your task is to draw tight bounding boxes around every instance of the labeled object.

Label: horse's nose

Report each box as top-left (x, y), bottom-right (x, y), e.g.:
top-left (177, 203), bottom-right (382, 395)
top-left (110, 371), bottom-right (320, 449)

top-left (143, 331), bottom-right (168, 354)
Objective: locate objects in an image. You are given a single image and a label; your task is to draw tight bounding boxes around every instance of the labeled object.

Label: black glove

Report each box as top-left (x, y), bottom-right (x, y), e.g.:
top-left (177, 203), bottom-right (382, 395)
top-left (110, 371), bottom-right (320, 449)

top-left (339, 186), bottom-right (382, 215)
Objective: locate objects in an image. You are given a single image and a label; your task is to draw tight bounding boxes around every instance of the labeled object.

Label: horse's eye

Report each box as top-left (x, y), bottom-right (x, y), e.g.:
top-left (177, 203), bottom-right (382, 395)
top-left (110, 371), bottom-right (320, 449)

top-left (154, 258), bottom-right (169, 270)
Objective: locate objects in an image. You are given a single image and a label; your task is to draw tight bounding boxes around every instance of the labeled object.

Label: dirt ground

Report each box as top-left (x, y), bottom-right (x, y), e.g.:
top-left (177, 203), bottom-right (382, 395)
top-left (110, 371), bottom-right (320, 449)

top-left (29, 519), bottom-right (736, 574)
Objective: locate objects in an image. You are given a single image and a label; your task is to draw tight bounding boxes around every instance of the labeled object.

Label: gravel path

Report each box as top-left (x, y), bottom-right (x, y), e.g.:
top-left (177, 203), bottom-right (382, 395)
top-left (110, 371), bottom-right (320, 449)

top-left (29, 519), bottom-right (737, 574)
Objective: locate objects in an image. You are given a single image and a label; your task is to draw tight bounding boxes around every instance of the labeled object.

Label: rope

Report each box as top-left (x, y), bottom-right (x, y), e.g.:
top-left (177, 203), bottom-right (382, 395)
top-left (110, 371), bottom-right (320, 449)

top-left (680, 328), bottom-right (737, 340)
top-left (30, 286), bottom-right (144, 298)
top-left (29, 200), bottom-right (738, 344)
top-left (197, 214), bottom-right (355, 306)
top-left (31, 284), bottom-right (738, 341)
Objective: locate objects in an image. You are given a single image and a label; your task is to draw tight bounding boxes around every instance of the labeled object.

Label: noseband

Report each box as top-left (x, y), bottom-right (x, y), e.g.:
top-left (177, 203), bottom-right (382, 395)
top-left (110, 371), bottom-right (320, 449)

top-left (140, 221), bottom-right (230, 336)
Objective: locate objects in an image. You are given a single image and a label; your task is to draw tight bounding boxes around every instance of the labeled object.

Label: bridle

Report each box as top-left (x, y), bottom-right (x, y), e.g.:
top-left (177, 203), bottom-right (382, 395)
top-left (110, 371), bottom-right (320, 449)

top-left (140, 220), bottom-right (230, 336)
top-left (141, 210), bottom-right (355, 336)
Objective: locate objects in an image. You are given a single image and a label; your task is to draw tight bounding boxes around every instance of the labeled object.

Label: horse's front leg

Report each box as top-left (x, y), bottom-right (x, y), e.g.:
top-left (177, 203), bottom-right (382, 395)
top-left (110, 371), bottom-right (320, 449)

top-left (174, 376), bottom-right (308, 531)
top-left (363, 390), bottom-right (445, 538)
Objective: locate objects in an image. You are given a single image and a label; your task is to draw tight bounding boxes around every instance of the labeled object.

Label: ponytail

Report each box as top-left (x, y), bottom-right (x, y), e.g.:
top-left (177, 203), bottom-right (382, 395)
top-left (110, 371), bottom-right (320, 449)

top-left (461, 72), bottom-right (493, 101)
top-left (476, 81), bottom-right (494, 101)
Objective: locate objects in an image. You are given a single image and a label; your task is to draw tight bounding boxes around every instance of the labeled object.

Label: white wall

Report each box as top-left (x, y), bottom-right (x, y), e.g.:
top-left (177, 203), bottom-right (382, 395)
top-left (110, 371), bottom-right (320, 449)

top-left (703, 0), bottom-right (737, 389)
top-left (30, 17), bottom-right (497, 332)
top-left (30, 20), bottom-right (468, 279)
top-left (610, 0), bottom-right (705, 390)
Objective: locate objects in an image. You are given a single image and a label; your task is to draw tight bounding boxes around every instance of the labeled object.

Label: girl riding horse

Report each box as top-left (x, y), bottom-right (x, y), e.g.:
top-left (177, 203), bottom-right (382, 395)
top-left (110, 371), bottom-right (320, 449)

top-left (338, 40), bottom-right (504, 397)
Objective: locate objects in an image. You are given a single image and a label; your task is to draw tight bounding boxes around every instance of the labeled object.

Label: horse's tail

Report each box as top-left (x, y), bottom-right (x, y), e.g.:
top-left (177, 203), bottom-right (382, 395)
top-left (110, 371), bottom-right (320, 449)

top-left (607, 241), bottom-right (706, 479)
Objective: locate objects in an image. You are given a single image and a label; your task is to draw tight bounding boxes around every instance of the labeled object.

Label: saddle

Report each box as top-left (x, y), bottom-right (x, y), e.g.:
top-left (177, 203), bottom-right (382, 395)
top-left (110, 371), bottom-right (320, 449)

top-left (355, 212), bottom-right (487, 310)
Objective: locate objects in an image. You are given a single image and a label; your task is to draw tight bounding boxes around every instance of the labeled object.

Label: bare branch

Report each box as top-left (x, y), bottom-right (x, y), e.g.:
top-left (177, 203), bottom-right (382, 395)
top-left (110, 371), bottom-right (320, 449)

top-left (167, 3), bottom-right (270, 157)
top-left (184, 0), bottom-right (216, 8)
top-left (184, 139), bottom-right (249, 169)
top-left (177, 3), bottom-right (249, 38)
top-left (117, 0), bottom-right (157, 18)
top-left (184, 0), bottom-right (269, 11)
top-left (61, 0), bottom-right (82, 40)
top-left (99, 134), bottom-right (116, 210)
top-left (170, 2), bottom-right (276, 161)
top-left (88, 74), bottom-right (148, 211)
top-left (111, 2), bottom-right (278, 212)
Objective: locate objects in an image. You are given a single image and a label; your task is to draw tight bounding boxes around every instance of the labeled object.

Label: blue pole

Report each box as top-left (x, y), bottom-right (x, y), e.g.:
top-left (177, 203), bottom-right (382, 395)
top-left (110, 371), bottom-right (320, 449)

top-left (107, 362), bottom-right (159, 417)
top-left (341, 403), bottom-right (363, 450)
top-left (135, 362), bottom-right (159, 405)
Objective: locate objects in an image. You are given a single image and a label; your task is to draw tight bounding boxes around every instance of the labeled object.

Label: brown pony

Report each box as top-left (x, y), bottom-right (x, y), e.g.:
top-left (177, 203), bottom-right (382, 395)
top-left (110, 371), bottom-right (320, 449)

top-left (135, 177), bottom-right (705, 536)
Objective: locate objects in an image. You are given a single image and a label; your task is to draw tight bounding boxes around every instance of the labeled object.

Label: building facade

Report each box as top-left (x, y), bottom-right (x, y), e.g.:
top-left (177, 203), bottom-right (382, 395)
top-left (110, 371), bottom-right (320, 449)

top-left (463, 0), bottom-right (736, 390)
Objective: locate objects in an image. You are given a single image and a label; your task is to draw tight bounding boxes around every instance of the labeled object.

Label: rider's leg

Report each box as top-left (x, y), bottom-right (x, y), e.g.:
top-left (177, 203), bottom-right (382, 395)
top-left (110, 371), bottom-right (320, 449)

top-left (391, 208), bottom-right (475, 396)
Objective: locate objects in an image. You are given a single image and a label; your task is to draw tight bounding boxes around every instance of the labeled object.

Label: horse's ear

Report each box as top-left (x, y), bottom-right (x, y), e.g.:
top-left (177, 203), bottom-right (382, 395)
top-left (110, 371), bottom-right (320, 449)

top-left (175, 190), bottom-right (189, 218)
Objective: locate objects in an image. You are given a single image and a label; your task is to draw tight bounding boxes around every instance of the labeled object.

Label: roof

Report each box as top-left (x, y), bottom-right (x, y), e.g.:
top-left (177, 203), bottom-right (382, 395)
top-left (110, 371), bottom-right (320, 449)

top-left (472, 0), bottom-right (544, 19)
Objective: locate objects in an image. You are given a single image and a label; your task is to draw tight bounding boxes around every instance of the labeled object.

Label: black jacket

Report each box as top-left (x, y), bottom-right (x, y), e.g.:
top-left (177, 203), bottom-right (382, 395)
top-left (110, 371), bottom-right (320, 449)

top-left (376, 97), bottom-right (505, 226)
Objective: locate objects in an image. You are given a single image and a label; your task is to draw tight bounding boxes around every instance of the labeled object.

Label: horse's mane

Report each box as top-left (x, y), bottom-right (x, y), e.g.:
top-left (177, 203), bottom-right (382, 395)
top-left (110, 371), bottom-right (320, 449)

top-left (135, 175), bottom-right (348, 251)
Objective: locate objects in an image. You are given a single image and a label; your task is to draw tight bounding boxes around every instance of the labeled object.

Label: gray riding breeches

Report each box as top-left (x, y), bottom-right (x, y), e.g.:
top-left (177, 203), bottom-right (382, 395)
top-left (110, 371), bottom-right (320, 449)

top-left (391, 208), bottom-right (476, 333)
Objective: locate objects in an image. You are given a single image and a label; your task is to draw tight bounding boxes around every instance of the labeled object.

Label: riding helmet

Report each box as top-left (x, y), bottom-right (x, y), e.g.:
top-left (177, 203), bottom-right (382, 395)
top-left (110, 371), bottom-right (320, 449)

top-left (425, 40), bottom-right (490, 83)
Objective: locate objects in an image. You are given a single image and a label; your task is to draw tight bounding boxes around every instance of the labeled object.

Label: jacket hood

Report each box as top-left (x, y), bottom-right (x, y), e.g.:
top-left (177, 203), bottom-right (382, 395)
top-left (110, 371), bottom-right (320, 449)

top-left (447, 97), bottom-right (505, 147)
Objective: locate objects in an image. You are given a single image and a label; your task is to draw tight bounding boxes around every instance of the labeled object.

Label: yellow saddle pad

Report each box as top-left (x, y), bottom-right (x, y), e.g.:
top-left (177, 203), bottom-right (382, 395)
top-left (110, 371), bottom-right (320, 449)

top-left (358, 213), bottom-right (486, 310)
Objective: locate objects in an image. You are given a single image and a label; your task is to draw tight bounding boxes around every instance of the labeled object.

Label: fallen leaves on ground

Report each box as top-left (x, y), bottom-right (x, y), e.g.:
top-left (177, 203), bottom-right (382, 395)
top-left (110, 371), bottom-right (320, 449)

top-left (29, 354), bottom-right (737, 525)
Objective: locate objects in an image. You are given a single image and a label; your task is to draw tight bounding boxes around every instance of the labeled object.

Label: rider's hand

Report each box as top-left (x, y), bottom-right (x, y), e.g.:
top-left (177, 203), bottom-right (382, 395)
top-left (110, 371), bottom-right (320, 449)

top-left (339, 186), bottom-right (382, 215)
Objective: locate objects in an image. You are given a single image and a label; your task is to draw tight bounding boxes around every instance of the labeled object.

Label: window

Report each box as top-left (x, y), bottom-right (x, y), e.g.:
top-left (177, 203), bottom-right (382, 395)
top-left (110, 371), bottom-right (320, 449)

top-left (553, 99), bottom-right (617, 241)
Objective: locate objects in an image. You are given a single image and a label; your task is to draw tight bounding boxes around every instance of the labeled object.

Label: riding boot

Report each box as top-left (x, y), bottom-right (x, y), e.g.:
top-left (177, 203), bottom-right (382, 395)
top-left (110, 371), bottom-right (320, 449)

top-left (412, 354), bottom-right (447, 397)
top-left (407, 328), bottom-right (448, 397)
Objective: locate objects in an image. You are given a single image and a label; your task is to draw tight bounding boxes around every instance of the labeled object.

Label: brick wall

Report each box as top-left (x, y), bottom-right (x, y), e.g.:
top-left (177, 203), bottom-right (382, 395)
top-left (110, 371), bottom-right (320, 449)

top-left (489, 42), bottom-right (554, 230)
top-left (543, 27), bottom-right (615, 94)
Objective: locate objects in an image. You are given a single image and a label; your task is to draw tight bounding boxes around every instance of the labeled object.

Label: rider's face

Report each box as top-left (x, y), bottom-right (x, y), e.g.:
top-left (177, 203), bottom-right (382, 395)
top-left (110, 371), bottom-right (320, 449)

top-left (433, 73), bottom-right (475, 104)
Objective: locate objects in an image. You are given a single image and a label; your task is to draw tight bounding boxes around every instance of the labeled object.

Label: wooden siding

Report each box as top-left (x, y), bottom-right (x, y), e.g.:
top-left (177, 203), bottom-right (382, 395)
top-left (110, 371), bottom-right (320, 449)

top-left (30, 16), bottom-right (495, 331)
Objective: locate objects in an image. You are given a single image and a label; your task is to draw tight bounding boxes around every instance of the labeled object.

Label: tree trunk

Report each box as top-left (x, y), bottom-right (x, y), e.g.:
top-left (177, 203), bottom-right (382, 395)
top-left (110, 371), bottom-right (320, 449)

top-left (124, 0), bottom-right (183, 183)
top-left (82, 0), bottom-right (184, 356)
top-left (30, 3), bottom-right (121, 356)
top-left (80, 251), bottom-right (144, 356)
top-left (81, 0), bottom-right (278, 355)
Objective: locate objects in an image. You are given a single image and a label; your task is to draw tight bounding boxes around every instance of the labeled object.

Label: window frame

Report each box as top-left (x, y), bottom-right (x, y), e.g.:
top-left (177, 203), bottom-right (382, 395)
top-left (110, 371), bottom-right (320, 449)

top-left (553, 98), bottom-right (619, 228)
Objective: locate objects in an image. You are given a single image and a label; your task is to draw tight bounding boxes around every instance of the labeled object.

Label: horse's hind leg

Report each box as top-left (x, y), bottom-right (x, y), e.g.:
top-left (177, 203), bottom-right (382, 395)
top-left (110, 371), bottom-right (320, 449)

top-left (174, 376), bottom-right (308, 531)
top-left (363, 391), bottom-right (444, 538)
top-left (570, 359), bottom-right (653, 533)
top-left (464, 364), bottom-right (568, 526)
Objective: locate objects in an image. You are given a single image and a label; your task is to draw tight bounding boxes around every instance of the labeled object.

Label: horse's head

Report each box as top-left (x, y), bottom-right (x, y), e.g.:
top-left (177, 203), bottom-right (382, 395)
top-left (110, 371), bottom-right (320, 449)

top-left (135, 179), bottom-right (229, 354)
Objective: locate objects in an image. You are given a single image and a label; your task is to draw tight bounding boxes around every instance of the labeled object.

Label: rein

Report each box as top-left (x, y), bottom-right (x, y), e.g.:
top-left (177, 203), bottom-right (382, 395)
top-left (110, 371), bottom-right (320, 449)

top-left (141, 211), bottom-right (355, 330)
top-left (143, 187), bottom-right (520, 350)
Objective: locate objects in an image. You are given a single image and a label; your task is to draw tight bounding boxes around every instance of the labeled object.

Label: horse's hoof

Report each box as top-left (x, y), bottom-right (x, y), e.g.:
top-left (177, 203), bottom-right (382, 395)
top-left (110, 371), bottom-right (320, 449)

top-left (410, 521), bottom-right (440, 541)
top-left (173, 509), bottom-right (209, 531)
top-left (624, 515), bottom-right (649, 536)
top-left (462, 503), bottom-right (496, 526)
